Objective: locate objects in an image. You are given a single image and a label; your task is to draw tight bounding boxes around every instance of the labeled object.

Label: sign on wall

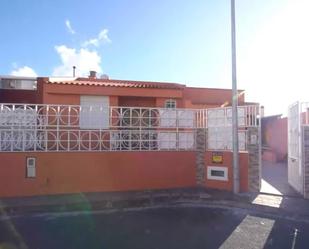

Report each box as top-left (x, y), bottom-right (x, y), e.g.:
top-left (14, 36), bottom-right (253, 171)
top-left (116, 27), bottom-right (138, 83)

top-left (212, 152), bottom-right (223, 163)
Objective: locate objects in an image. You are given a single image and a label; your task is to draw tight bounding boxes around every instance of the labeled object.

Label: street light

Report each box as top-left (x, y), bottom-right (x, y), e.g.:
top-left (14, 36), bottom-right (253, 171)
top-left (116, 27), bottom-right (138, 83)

top-left (231, 0), bottom-right (240, 194)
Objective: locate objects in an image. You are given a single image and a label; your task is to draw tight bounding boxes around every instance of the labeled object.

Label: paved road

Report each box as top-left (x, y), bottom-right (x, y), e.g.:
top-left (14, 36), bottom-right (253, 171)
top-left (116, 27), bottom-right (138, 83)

top-left (261, 160), bottom-right (299, 196)
top-left (0, 206), bottom-right (308, 249)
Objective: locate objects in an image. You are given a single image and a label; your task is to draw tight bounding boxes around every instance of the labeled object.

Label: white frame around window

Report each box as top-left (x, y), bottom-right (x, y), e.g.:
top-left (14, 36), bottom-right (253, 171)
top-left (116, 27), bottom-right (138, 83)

top-left (26, 157), bottom-right (36, 178)
top-left (165, 99), bottom-right (177, 109)
top-left (207, 166), bottom-right (228, 181)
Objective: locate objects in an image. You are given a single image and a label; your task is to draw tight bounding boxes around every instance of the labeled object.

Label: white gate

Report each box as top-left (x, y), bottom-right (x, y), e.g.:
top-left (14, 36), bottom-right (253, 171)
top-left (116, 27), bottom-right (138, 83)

top-left (288, 102), bottom-right (303, 194)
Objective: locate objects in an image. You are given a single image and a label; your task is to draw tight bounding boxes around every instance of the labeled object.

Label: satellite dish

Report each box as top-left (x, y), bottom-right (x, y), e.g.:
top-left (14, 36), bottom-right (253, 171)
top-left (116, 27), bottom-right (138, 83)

top-left (101, 74), bottom-right (109, 80)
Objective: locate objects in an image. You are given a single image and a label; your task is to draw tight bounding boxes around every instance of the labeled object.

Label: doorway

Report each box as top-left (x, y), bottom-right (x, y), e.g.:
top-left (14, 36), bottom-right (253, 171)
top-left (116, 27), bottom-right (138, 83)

top-left (260, 115), bottom-right (300, 197)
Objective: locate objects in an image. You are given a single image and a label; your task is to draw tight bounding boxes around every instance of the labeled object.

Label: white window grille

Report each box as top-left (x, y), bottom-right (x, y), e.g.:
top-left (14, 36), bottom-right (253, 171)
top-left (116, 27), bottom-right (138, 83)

top-left (207, 166), bottom-right (228, 181)
top-left (26, 157), bottom-right (36, 178)
top-left (165, 99), bottom-right (177, 109)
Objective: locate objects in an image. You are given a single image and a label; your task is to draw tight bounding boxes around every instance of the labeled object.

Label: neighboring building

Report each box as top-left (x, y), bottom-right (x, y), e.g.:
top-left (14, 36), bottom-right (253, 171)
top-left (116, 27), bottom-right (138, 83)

top-left (262, 115), bottom-right (287, 162)
top-left (0, 75), bottom-right (37, 103)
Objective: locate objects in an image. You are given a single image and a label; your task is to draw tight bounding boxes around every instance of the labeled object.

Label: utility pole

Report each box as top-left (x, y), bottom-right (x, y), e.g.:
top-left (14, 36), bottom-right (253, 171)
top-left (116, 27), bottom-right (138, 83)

top-left (231, 0), bottom-right (240, 194)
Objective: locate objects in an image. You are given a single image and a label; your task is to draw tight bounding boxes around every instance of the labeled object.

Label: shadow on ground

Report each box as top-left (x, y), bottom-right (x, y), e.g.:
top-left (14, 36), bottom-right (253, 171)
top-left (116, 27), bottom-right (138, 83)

top-left (261, 160), bottom-right (300, 197)
top-left (0, 206), bottom-right (309, 249)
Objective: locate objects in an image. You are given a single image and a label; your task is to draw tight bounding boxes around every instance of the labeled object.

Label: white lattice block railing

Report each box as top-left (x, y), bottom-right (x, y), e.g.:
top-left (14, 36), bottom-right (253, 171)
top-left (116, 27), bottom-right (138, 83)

top-left (0, 103), bottom-right (260, 152)
top-left (0, 103), bottom-right (260, 129)
top-left (0, 129), bottom-right (196, 152)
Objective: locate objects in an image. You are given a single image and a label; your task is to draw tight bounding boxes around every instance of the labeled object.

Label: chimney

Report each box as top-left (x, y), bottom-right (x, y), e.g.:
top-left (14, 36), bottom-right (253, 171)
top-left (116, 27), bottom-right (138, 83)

top-left (89, 70), bottom-right (97, 79)
top-left (73, 66), bottom-right (76, 77)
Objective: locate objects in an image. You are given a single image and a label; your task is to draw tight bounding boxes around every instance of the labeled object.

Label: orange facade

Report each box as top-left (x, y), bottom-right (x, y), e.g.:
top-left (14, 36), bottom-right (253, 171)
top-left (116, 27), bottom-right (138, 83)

top-left (0, 151), bottom-right (248, 198)
top-left (0, 76), bottom-right (252, 198)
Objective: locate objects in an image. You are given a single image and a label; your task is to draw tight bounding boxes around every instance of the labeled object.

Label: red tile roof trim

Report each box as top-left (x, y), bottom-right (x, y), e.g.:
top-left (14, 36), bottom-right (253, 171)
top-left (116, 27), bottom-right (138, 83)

top-left (47, 78), bottom-right (185, 89)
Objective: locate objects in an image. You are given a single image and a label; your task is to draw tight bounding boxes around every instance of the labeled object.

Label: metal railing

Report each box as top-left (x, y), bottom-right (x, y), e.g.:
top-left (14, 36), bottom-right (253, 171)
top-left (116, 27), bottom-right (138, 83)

top-left (0, 129), bottom-right (195, 152)
top-left (0, 103), bottom-right (260, 152)
top-left (0, 103), bottom-right (260, 129)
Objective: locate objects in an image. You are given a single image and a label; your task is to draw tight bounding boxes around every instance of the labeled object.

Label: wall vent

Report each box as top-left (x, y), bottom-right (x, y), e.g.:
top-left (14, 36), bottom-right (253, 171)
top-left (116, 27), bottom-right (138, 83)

top-left (207, 166), bottom-right (228, 181)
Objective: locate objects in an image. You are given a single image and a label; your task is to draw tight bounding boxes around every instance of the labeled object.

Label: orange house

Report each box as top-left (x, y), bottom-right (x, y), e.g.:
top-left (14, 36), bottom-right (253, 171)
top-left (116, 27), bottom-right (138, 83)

top-left (1, 73), bottom-right (246, 108)
top-left (0, 74), bottom-right (258, 197)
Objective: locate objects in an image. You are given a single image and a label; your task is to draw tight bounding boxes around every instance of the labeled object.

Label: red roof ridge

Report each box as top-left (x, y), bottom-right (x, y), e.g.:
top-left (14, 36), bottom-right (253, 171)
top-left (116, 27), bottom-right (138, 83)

top-left (76, 77), bottom-right (185, 86)
top-left (47, 77), bottom-right (186, 89)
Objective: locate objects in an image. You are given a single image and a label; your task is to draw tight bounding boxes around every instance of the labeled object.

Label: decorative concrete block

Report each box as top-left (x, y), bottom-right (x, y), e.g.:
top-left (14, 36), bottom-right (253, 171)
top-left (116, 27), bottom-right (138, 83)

top-left (247, 127), bottom-right (261, 192)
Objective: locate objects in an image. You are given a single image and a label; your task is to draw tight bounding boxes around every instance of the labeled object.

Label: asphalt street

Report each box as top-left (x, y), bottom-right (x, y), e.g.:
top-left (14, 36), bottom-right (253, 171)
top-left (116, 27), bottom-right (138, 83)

top-left (0, 206), bottom-right (308, 249)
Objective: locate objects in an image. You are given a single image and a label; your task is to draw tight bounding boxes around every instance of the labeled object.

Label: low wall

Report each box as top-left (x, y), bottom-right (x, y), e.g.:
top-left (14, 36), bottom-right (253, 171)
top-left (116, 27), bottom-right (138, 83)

top-left (0, 151), bottom-right (248, 198)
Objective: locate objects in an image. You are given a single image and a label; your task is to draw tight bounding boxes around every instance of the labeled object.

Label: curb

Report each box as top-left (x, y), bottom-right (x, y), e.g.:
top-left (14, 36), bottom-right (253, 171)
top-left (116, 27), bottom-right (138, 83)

top-left (2, 194), bottom-right (309, 222)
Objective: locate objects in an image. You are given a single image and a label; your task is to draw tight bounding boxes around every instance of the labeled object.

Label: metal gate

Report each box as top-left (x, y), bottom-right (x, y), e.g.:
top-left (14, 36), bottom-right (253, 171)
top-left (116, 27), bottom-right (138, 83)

top-left (288, 102), bottom-right (303, 194)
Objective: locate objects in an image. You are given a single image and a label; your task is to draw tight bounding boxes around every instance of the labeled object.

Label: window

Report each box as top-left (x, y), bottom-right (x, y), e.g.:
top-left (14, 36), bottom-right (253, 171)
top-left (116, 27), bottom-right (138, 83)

top-left (0, 78), bottom-right (37, 90)
top-left (80, 96), bottom-right (110, 129)
top-left (26, 157), bottom-right (36, 178)
top-left (165, 99), bottom-right (176, 109)
top-left (207, 166), bottom-right (228, 181)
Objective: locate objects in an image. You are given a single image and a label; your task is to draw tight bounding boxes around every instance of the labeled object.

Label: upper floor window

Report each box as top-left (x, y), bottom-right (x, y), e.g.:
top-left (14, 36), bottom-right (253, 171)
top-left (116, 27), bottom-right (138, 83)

top-left (165, 99), bottom-right (176, 109)
top-left (0, 78), bottom-right (37, 90)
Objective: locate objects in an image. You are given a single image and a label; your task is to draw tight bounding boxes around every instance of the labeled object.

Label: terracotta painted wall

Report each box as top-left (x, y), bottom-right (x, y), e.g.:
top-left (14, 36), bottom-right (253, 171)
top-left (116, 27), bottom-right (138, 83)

top-left (41, 93), bottom-right (119, 107)
top-left (0, 89), bottom-right (40, 104)
top-left (0, 151), bottom-right (248, 198)
top-left (183, 87), bottom-right (245, 106)
top-left (0, 152), bottom-right (196, 197)
top-left (262, 117), bottom-right (287, 162)
top-left (119, 96), bottom-right (156, 107)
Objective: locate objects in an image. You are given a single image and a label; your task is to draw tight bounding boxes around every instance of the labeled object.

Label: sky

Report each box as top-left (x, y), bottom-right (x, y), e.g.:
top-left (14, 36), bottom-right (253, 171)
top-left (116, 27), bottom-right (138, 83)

top-left (1, 0), bottom-right (309, 115)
